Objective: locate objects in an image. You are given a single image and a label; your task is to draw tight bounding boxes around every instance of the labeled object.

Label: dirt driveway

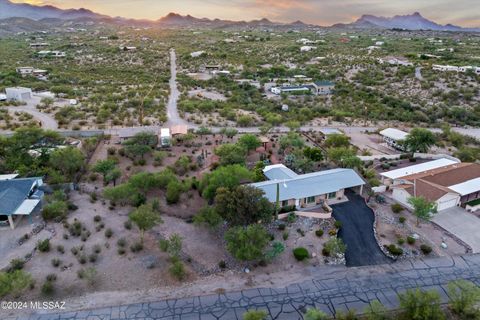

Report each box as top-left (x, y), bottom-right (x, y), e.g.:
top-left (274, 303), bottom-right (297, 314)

top-left (432, 207), bottom-right (480, 253)
top-left (332, 191), bottom-right (392, 267)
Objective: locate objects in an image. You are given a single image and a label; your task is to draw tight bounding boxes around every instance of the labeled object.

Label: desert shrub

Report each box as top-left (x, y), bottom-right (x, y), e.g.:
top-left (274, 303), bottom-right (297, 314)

top-left (41, 281), bottom-right (54, 296)
top-left (277, 223), bottom-right (286, 231)
top-left (42, 201), bottom-right (68, 221)
top-left (322, 247), bottom-right (331, 256)
top-left (0, 270), bottom-right (32, 298)
top-left (169, 260), bottom-right (186, 280)
top-left (117, 238), bottom-right (127, 248)
top-left (296, 228), bottom-right (305, 237)
top-left (218, 260), bottom-right (226, 269)
top-left (78, 254), bottom-right (87, 264)
top-left (124, 220), bottom-right (132, 230)
top-left (78, 267), bottom-right (97, 286)
top-left (304, 308), bottom-right (329, 320)
top-left (71, 247), bottom-right (79, 255)
top-left (225, 225), bottom-right (269, 261)
top-left (364, 300), bottom-right (388, 320)
top-left (315, 229), bottom-right (324, 237)
top-left (420, 244), bottom-right (432, 255)
top-left (293, 247), bottom-right (309, 261)
top-left (46, 274), bottom-right (57, 282)
top-left (399, 216), bottom-right (406, 223)
top-left (117, 248), bottom-right (126, 255)
top-left (88, 253), bottom-right (98, 263)
top-left (391, 203), bottom-right (404, 213)
top-left (166, 180), bottom-right (183, 204)
top-left (328, 229), bottom-right (337, 236)
top-left (334, 220), bottom-right (343, 229)
top-left (336, 309), bottom-right (359, 320)
top-left (130, 241), bottom-right (143, 253)
top-left (324, 237), bottom-right (347, 257)
top-left (159, 239), bottom-right (169, 252)
top-left (105, 228), bottom-right (113, 238)
top-left (407, 236), bottom-right (416, 245)
top-left (448, 280), bottom-right (480, 319)
top-left (56, 245), bottom-right (65, 254)
top-left (398, 289), bottom-right (444, 320)
top-left (243, 310), bottom-right (268, 320)
top-left (93, 215), bottom-right (102, 222)
top-left (93, 244), bottom-right (102, 254)
top-left (397, 238), bottom-right (405, 245)
top-left (37, 239), bottom-right (50, 252)
top-left (386, 244), bottom-right (403, 256)
top-left (51, 258), bottom-right (61, 268)
top-left (9, 259), bottom-right (25, 271)
top-left (283, 232), bottom-right (289, 240)
top-left (193, 206), bottom-right (222, 229)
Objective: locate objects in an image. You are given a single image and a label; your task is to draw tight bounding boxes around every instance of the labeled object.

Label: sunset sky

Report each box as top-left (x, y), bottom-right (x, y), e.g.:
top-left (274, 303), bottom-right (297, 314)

top-left (10, 0), bottom-right (480, 27)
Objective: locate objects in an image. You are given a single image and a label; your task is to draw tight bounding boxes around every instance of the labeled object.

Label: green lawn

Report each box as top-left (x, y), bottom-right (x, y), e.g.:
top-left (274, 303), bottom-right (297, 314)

top-left (466, 198), bottom-right (480, 207)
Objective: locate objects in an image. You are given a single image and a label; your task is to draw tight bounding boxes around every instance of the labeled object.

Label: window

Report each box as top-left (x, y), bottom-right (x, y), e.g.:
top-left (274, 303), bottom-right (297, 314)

top-left (305, 196), bottom-right (315, 204)
top-left (328, 192), bottom-right (337, 199)
top-left (281, 200), bottom-right (289, 207)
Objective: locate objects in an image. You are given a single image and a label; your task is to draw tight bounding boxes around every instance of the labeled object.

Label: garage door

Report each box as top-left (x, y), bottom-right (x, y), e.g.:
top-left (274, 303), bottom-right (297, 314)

top-left (437, 198), bottom-right (457, 211)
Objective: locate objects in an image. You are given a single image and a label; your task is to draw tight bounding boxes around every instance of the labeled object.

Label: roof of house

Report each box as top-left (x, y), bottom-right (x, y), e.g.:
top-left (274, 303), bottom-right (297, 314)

top-left (392, 162), bottom-right (480, 201)
top-left (379, 128), bottom-right (409, 141)
top-left (0, 174), bottom-right (19, 181)
top-left (263, 164), bottom-right (298, 180)
top-left (319, 128), bottom-right (343, 136)
top-left (0, 177), bottom-right (41, 215)
top-left (380, 158), bottom-right (459, 180)
top-left (449, 177), bottom-right (480, 196)
top-left (170, 125), bottom-right (188, 136)
top-left (251, 166), bottom-right (364, 202)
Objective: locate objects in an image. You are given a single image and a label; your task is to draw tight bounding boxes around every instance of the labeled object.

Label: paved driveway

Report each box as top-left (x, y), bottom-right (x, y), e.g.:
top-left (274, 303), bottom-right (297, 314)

top-left (332, 191), bottom-right (391, 267)
top-left (432, 207), bottom-right (480, 253)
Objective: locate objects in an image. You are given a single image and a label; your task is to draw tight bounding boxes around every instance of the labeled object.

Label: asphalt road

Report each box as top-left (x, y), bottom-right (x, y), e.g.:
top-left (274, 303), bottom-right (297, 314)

top-left (10, 254), bottom-right (480, 319)
top-left (332, 191), bottom-right (392, 267)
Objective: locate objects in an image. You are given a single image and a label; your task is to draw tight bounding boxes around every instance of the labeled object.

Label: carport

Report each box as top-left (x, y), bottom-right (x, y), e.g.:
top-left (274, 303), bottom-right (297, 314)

top-left (432, 207), bottom-right (480, 253)
top-left (331, 191), bottom-right (392, 267)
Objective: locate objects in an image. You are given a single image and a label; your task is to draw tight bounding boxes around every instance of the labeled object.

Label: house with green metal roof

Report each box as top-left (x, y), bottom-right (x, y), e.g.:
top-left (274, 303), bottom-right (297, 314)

top-left (251, 164), bottom-right (364, 209)
top-left (0, 175), bottom-right (44, 230)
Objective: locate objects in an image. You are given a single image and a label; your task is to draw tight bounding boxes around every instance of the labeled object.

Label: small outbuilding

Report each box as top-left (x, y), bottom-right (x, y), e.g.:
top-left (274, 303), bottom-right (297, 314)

top-left (6, 87), bottom-right (32, 101)
top-left (160, 128), bottom-right (171, 147)
top-left (379, 128), bottom-right (409, 150)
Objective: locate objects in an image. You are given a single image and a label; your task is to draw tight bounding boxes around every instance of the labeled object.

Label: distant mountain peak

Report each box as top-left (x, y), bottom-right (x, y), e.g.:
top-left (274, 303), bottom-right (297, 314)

top-left (0, 0), bottom-right (106, 20)
top-left (350, 12), bottom-right (478, 31)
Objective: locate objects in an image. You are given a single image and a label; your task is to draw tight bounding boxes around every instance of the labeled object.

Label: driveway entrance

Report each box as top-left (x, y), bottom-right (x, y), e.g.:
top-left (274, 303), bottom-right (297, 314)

top-left (432, 207), bottom-right (480, 253)
top-left (331, 191), bottom-right (391, 267)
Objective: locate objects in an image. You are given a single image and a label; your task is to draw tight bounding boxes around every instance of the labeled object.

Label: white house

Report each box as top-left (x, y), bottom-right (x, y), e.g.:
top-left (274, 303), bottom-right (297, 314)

top-left (190, 51), bottom-right (205, 58)
top-left (379, 128), bottom-right (409, 150)
top-left (381, 161), bottom-right (480, 212)
top-left (37, 51), bottom-right (66, 58)
top-left (6, 87), bottom-right (32, 101)
top-left (300, 46), bottom-right (316, 52)
top-left (0, 176), bottom-right (44, 230)
top-left (16, 67), bottom-right (48, 80)
top-left (250, 164), bottom-right (365, 209)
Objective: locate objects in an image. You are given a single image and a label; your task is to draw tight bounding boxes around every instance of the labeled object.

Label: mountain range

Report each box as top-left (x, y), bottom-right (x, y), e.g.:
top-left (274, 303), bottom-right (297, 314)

top-left (0, 0), bottom-right (478, 32)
